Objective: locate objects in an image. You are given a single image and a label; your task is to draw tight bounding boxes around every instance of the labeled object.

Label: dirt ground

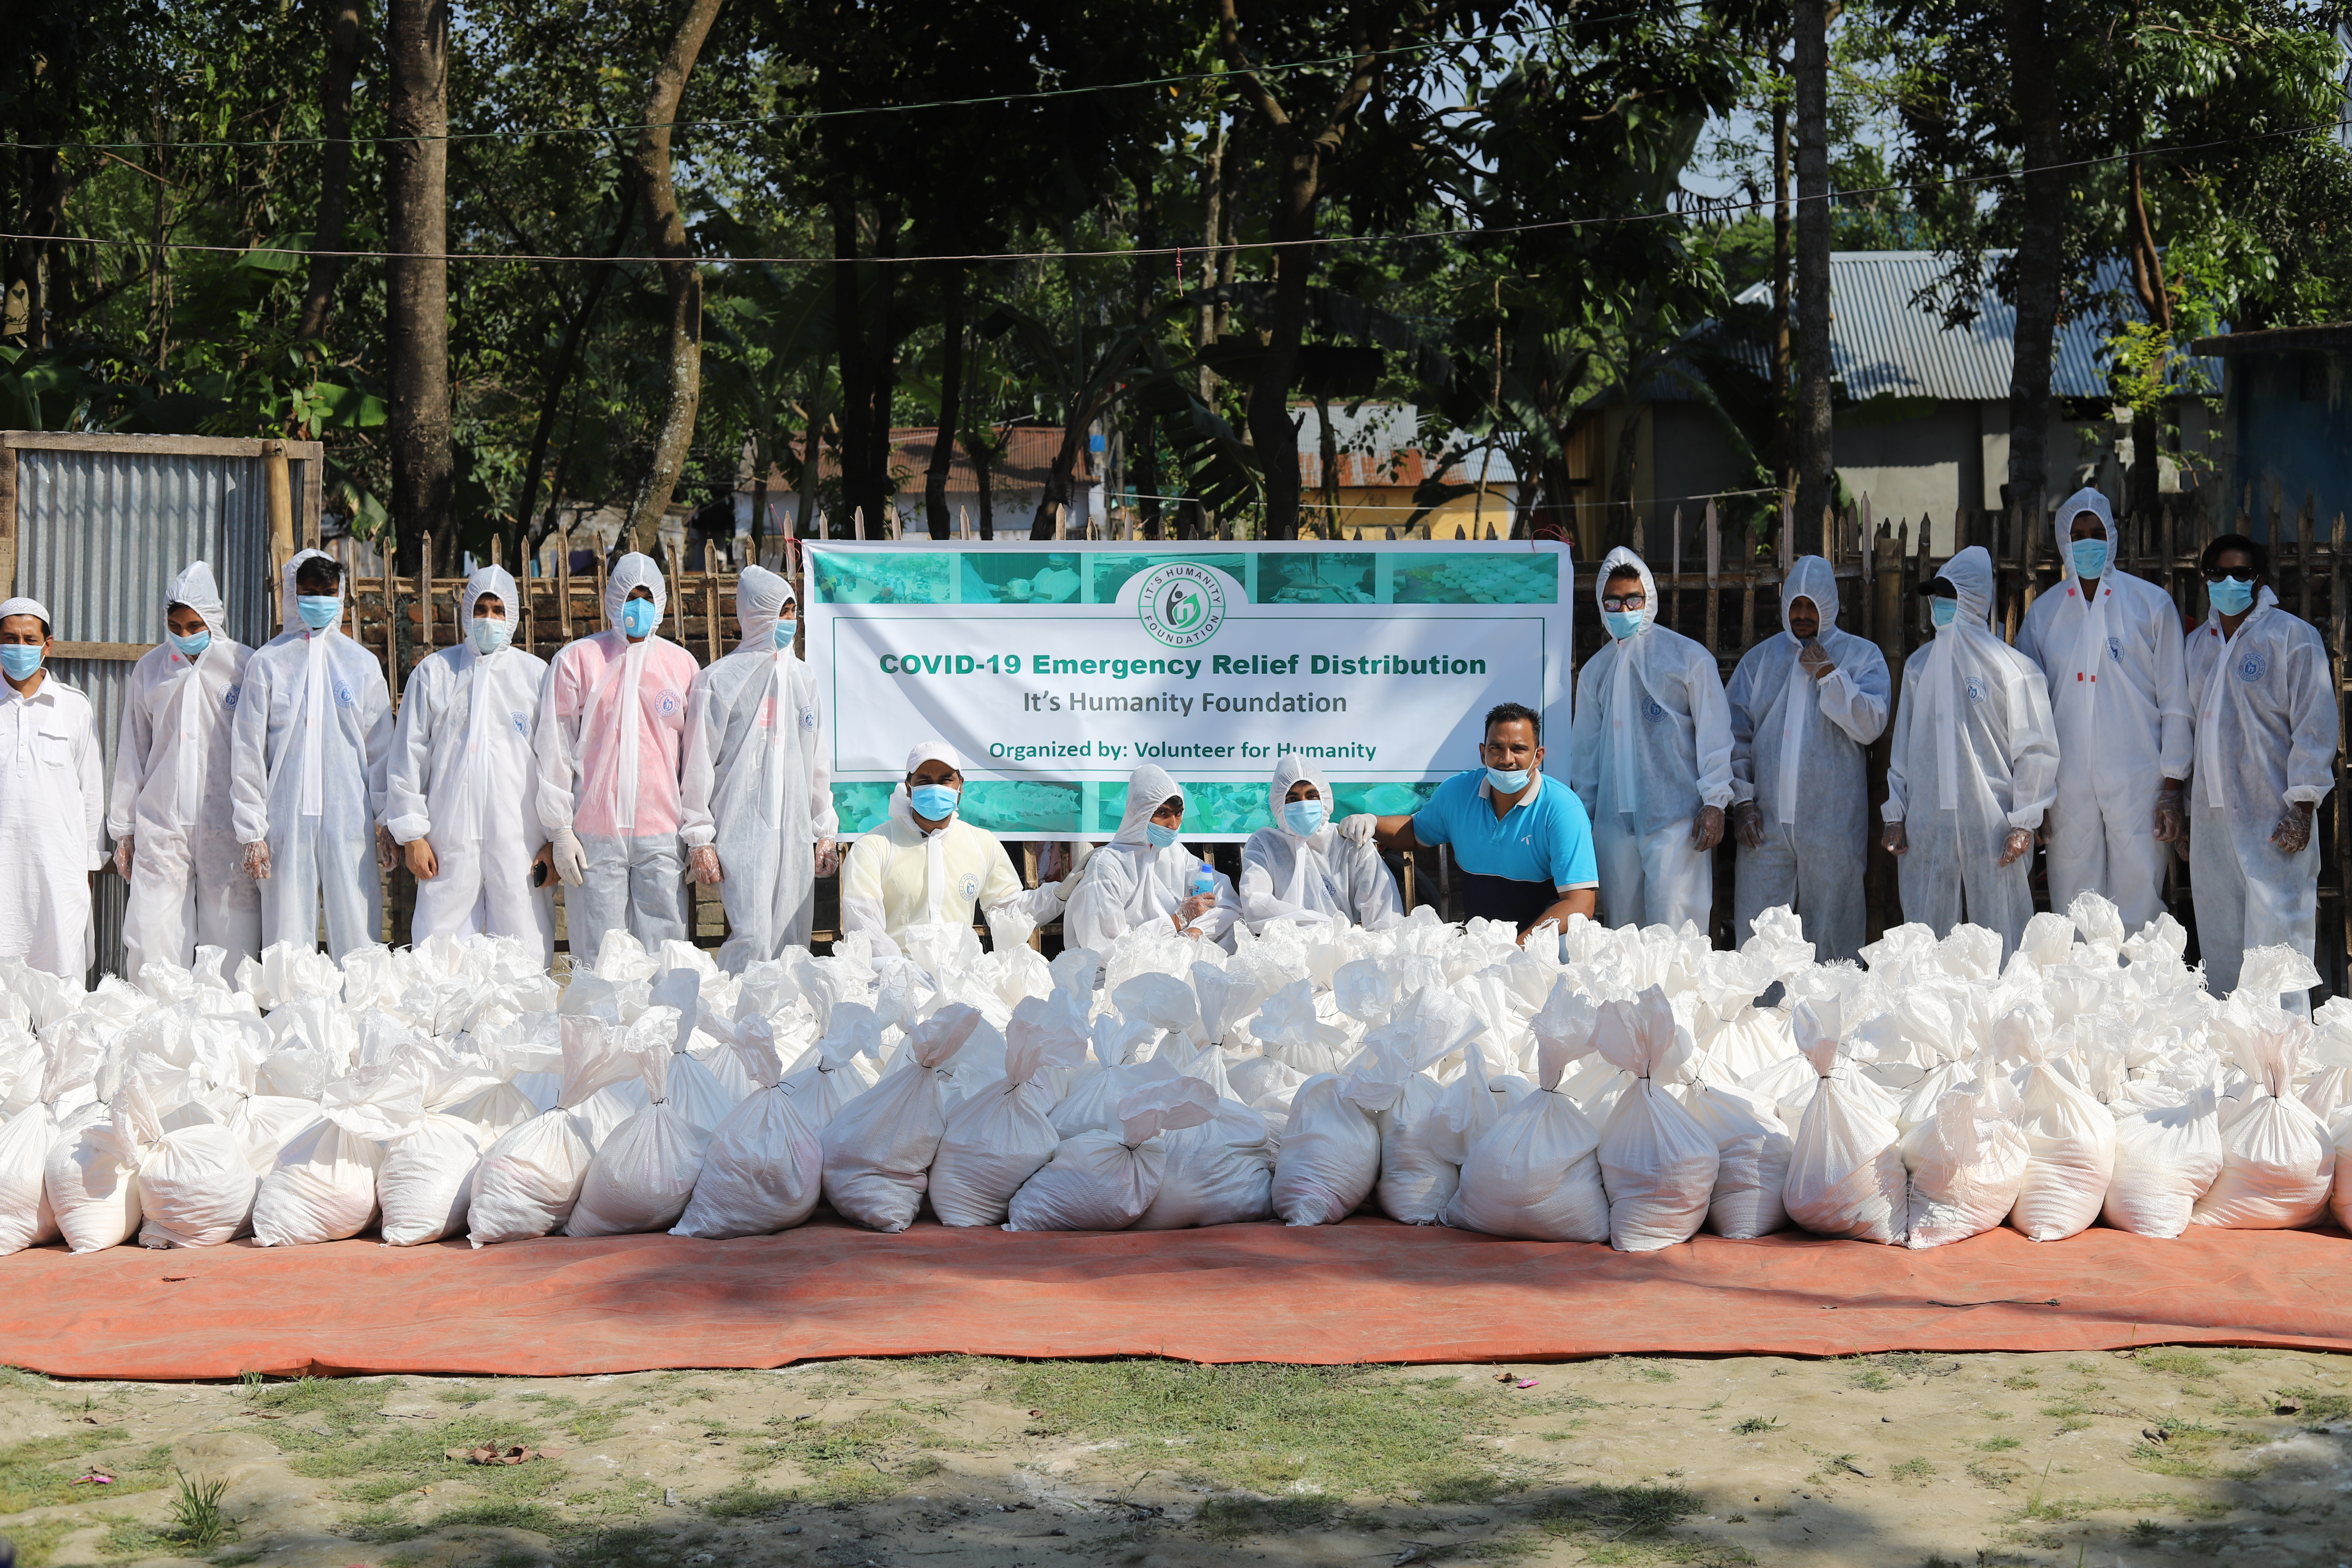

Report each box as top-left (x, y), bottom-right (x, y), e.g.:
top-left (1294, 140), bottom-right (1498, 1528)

top-left (2, 1345), bottom-right (2348, 1568)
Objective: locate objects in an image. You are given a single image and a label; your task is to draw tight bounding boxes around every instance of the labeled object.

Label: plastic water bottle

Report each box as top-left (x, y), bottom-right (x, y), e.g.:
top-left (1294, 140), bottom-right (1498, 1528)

top-left (1190, 863), bottom-right (1217, 900)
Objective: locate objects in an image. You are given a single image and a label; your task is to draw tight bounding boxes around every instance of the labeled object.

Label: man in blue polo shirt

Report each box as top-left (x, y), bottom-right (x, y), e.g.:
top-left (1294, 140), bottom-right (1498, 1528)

top-left (1338, 701), bottom-right (1597, 939)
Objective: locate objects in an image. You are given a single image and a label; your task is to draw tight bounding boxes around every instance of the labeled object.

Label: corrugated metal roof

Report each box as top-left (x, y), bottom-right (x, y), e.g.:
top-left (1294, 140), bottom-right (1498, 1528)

top-left (1718, 251), bottom-right (2220, 402)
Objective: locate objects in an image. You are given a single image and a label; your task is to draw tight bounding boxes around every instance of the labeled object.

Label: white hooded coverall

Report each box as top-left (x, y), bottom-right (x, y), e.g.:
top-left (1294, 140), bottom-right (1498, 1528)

top-left (1882, 545), bottom-right (2060, 962)
top-left (229, 551), bottom-right (395, 961)
top-left (110, 560), bottom-right (260, 980)
top-left (1725, 555), bottom-right (1890, 963)
top-left (1237, 754), bottom-right (1401, 931)
top-left (0, 595), bottom-right (105, 978)
top-left (1065, 763), bottom-right (1242, 951)
top-left (838, 740), bottom-right (1066, 957)
top-left (387, 566), bottom-right (554, 962)
top-left (680, 566), bottom-right (838, 972)
top-left (1568, 546), bottom-right (1736, 932)
top-left (534, 552), bottom-right (701, 961)
top-left (2185, 584), bottom-right (2338, 1011)
top-left (2014, 487), bottom-right (2192, 933)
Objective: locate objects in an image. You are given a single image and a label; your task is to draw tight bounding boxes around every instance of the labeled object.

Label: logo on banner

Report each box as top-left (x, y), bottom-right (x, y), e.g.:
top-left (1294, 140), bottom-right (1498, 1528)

top-left (1135, 562), bottom-right (1226, 649)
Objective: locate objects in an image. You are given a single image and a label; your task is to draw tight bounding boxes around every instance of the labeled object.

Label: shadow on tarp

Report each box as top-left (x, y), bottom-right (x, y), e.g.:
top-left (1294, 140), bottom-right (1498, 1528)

top-left (2, 1215), bottom-right (2348, 1380)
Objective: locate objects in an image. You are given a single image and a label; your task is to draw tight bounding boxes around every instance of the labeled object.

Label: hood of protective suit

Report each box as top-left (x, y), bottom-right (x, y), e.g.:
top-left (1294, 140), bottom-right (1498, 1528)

top-left (279, 547), bottom-right (338, 635)
top-left (604, 551), bottom-right (667, 632)
top-left (165, 560), bottom-right (229, 645)
top-left (732, 565), bottom-right (797, 657)
top-left (1780, 554), bottom-right (1839, 639)
top-left (1934, 545), bottom-right (1997, 634)
top-left (1112, 763), bottom-right (1184, 847)
top-left (1596, 546), bottom-right (1658, 634)
top-left (458, 564), bottom-right (519, 642)
top-left (2053, 487), bottom-right (2118, 583)
top-left (1268, 754), bottom-right (1333, 838)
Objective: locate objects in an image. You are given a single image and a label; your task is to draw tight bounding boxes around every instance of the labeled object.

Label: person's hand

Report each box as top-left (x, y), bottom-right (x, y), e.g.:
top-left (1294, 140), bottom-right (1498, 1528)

top-left (551, 826), bottom-right (589, 887)
top-left (1797, 642), bottom-right (1835, 680)
top-left (1056, 840), bottom-right (1095, 893)
top-left (2153, 787), bottom-right (2186, 845)
top-left (1338, 813), bottom-right (1378, 845)
top-left (1882, 821), bottom-right (1908, 856)
top-left (404, 838), bottom-right (439, 880)
top-left (1998, 825), bottom-right (2035, 867)
top-left (1176, 893), bottom-right (1217, 927)
top-left (2272, 802), bottom-right (2316, 855)
top-left (1690, 805), bottom-right (1724, 851)
top-left (1732, 799), bottom-right (1764, 851)
top-left (242, 841), bottom-right (272, 880)
top-left (375, 825), bottom-right (397, 871)
top-left (112, 837), bottom-right (133, 880)
top-left (814, 838), bottom-right (841, 878)
top-left (690, 845), bottom-right (724, 885)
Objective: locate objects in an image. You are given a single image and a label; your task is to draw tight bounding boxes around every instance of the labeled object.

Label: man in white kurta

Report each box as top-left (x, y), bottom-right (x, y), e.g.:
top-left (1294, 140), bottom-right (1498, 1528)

top-left (0, 595), bottom-right (106, 977)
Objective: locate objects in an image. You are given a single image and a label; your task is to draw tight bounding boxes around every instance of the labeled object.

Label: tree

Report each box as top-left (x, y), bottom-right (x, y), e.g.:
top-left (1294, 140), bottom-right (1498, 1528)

top-left (1792, 0), bottom-right (1834, 534)
top-left (385, 0), bottom-right (452, 573)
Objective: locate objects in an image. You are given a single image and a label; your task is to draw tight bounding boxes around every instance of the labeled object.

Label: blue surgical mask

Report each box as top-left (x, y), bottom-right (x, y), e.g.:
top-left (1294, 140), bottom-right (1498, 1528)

top-left (1930, 597), bottom-right (1959, 629)
top-left (296, 595), bottom-right (341, 631)
top-left (909, 782), bottom-right (960, 820)
top-left (169, 630), bottom-right (211, 661)
top-left (620, 597), bottom-right (658, 639)
top-left (773, 619), bottom-right (796, 649)
top-left (1145, 821), bottom-right (1181, 849)
top-left (1283, 799), bottom-right (1328, 836)
top-left (0, 645), bottom-right (41, 681)
top-left (1603, 609), bottom-right (1645, 641)
top-left (471, 616), bottom-right (511, 655)
top-left (2209, 576), bottom-right (2255, 616)
top-left (2070, 537), bottom-right (2109, 580)
top-left (1486, 766), bottom-right (1531, 795)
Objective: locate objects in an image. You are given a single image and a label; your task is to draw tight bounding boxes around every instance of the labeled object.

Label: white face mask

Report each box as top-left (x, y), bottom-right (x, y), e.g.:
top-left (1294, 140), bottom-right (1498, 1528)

top-left (472, 615), bottom-right (512, 655)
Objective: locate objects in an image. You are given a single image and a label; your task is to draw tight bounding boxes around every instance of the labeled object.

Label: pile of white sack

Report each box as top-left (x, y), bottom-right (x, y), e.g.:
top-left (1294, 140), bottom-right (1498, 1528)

top-left (5, 894), bottom-right (2349, 1257)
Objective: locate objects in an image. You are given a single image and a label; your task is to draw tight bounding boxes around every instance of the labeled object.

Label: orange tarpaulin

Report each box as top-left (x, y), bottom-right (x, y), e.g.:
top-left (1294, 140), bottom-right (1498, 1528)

top-left (4, 1217), bottom-right (2347, 1381)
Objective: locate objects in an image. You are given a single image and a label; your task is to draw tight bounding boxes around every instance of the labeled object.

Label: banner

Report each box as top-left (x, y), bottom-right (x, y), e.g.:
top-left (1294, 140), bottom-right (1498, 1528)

top-left (805, 541), bottom-right (1574, 840)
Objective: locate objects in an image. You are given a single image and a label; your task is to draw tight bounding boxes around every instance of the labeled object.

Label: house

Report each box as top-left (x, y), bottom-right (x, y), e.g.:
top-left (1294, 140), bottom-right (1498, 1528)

top-left (731, 424), bottom-right (1102, 540)
top-left (2187, 323), bottom-right (2352, 541)
top-left (1290, 402), bottom-right (1530, 539)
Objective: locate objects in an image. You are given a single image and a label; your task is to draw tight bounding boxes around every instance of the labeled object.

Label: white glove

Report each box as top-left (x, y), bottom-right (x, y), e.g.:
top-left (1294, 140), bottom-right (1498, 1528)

top-left (551, 826), bottom-right (589, 887)
top-left (1338, 813), bottom-right (1378, 845)
top-left (1055, 839), bottom-right (1095, 894)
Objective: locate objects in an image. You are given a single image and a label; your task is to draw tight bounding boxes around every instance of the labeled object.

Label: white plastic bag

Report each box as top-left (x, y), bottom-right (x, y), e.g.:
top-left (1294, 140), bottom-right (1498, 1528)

top-left (821, 1004), bottom-right (983, 1233)
top-left (780, 1003), bottom-right (884, 1132)
top-left (672, 1017), bottom-right (826, 1239)
top-left (569, 1047), bottom-right (713, 1237)
top-left (2006, 1016), bottom-right (2115, 1242)
top-left (1442, 1018), bottom-right (1609, 1243)
top-left (1900, 1081), bottom-right (2029, 1249)
top-left (468, 1015), bottom-right (642, 1247)
top-left (2105, 1086), bottom-right (2223, 1237)
top-left (2193, 1014), bottom-right (2333, 1229)
top-left (1005, 1078), bottom-right (1216, 1231)
top-left (250, 1060), bottom-right (417, 1247)
top-left (1269, 1070), bottom-right (1380, 1226)
top-left (1594, 987), bottom-right (1720, 1252)
top-left (1135, 1090), bottom-right (1274, 1230)
top-left (929, 995), bottom-right (1089, 1227)
top-left (1366, 988), bottom-right (1486, 1225)
top-left (0, 1102), bottom-right (63, 1254)
top-left (137, 1112), bottom-right (257, 1248)
top-left (46, 1081), bottom-right (159, 1253)
top-left (1675, 1076), bottom-right (1790, 1239)
top-left (1781, 1000), bottom-right (1907, 1243)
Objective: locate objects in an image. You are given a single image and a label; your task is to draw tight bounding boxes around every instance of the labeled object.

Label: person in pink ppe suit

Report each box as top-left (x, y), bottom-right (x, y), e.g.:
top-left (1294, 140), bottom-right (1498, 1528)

top-left (534, 551), bottom-right (700, 963)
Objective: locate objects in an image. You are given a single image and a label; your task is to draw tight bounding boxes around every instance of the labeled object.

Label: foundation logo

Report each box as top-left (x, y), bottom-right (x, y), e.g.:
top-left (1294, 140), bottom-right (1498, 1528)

top-left (1136, 562), bottom-right (1225, 649)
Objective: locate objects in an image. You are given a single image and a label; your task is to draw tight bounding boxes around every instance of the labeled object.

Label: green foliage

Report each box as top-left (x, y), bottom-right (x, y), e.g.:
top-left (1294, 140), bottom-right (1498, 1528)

top-left (169, 1470), bottom-right (234, 1550)
top-left (1536, 1484), bottom-right (1706, 1538)
top-left (2133, 1348), bottom-right (2217, 1379)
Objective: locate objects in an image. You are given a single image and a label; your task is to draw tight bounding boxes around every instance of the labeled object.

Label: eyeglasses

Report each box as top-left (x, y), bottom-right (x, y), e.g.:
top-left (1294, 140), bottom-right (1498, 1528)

top-left (1601, 594), bottom-right (1646, 612)
top-left (2201, 570), bottom-right (2256, 584)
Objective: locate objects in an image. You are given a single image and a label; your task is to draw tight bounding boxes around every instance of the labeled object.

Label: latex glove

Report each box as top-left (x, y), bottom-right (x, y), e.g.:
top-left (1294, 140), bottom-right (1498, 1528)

top-left (2152, 787), bottom-right (2186, 845)
top-left (375, 825), bottom-right (397, 871)
top-left (1998, 825), bottom-right (2035, 867)
top-left (690, 845), bottom-right (724, 885)
top-left (1732, 800), bottom-right (1765, 851)
top-left (405, 838), bottom-right (439, 880)
top-left (1689, 804), bottom-right (1724, 851)
top-left (1176, 893), bottom-right (1217, 928)
top-left (1797, 642), bottom-right (1836, 680)
top-left (1055, 840), bottom-right (1095, 893)
top-left (814, 839), bottom-right (841, 879)
top-left (112, 837), bottom-right (133, 880)
top-left (551, 826), bottom-right (589, 887)
top-left (242, 841), bottom-right (272, 880)
top-left (1338, 813), bottom-right (1378, 845)
top-left (1882, 821), bottom-right (1908, 856)
top-left (2272, 804), bottom-right (2315, 855)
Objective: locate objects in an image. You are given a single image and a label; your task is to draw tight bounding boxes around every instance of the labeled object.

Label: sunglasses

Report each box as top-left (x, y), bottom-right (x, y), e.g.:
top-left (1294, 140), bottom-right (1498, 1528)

top-left (2201, 570), bottom-right (2256, 585)
top-left (1601, 594), bottom-right (1646, 612)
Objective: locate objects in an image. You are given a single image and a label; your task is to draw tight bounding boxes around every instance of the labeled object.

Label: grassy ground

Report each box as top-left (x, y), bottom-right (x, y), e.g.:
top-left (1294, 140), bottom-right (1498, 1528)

top-left (0, 1346), bottom-right (2347, 1566)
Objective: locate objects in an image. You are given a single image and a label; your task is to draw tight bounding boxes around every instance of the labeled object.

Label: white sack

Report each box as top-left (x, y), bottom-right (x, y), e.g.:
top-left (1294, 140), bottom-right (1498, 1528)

top-left (2006, 1015), bottom-right (2115, 1242)
top-left (1005, 1077), bottom-right (1216, 1231)
top-left (46, 1081), bottom-right (159, 1253)
top-left (468, 1015), bottom-right (642, 1247)
top-left (1675, 1077), bottom-right (1791, 1239)
top-left (673, 1017), bottom-right (825, 1239)
top-left (136, 1119), bottom-right (257, 1248)
top-left (2194, 1014), bottom-right (2333, 1229)
top-left (821, 1004), bottom-right (983, 1232)
top-left (1900, 1081), bottom-right (2029, 1249)
top-left (1782, 999), bottom-right (1907, 1243)
top-left (0, 1102), bottom-right (63, 1254)
top-left (2105, 1087), bottom-right (2223, 1237)
top-left (1442, 1008), bottom-right (1609, 1243)
top-left (569, 1046), bottom-right (713, 1237)
top-left (929, 995), bottom-right (1089, 1227)
top-left (1594, 986), bottom-right (1719, 1252)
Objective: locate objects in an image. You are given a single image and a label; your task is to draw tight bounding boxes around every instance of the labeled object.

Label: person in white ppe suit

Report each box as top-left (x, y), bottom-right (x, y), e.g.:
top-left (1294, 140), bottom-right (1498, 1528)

top-left (2184, 534), bottom-right (2338, 1013)
top-left (231, 551), bottom-right (396, 960)
top-left (109, 561), bottom-right (260, 980)
top-left (1065, 764), bottom-right (1242, 950)
top-left (838, 740), bottom-right (1073, 957)
top-left (386, 565), bottom-right (554, 962)
top-left (1567, 547), bottom-right (1735, 931)
top-left (1238, 755), bottom-right (1401, 931)
top-left (1881, 545), bottom-right (2060, 962)
top-left (2015, 487), bottom-right (2191, 933)
top-left (681, 566), bottom-right (839, 972)
top-left (535, 551), bottom-right (701, 962)
top-left (1726, 555), bottom-right (1890, 963)
top-left (0, 597), bottom-right (105, 977)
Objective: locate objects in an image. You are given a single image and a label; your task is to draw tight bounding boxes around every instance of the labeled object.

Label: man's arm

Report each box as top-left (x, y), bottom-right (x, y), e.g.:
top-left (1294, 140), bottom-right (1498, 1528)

top-left (1533, 888), bottom-right (1597, 932)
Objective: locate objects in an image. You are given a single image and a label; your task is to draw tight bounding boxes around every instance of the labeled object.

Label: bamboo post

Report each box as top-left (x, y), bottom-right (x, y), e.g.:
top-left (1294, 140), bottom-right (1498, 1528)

top-left (593, 549), bottom-right (608, 636)
top-left (1858, 497), bottom-right (1875, 641)
top-left (1668, 505), bottom-right (1683, 632)
top-left (665, 545), bottom-right (686, 640)
top-left (1703, 500), bottom-right (1720, 655)
top-left (556, 528), bottom-right (573, 641)
top-left (1779, 495), bottom-right (1793, 573)
top-left (416, 531), bottom-right (434, 662)
top-left (2333, 510), bottom-right (2348, 977)
top-left (2300, 495), bottom-right (2315, 629)
top-left (705, 552), bottom-right (721, 663)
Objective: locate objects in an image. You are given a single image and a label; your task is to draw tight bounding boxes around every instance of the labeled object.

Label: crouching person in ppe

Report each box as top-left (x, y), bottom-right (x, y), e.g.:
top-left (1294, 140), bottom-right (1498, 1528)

top-left (111, 561), bottom-right (260, 981)
top-left (1882, 546), bottom-right (2059, 963)
top-left (838, 741), bottom-right (1075, 959)
top-left (1065, 764), bottom-right (1242, 950)
top-left (1726, 556), bottom-right (1889, 963)
top-left (1239, 755), bottom-right (1400, 932)
top-left (680, 566), bottom-right (838, 973)
top-left (2185, 534), bottom-right (2339, 1013)
top-left (387, 566), bottom-right (554, 963)
top-left (534, 551), bottom-right (700, 961)
top-left (231, 551), bottom-right (396, 960)
top-left (0, 597), bottom-right (104, 977)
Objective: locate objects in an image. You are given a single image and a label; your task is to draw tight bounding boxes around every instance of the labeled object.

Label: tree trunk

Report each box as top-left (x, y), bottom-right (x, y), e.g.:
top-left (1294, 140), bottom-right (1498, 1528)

top-left (795, 377), bottom-right (824, 536)
top-left (2125, 147), bottom-right (2173, 521)
top-left (924, 260), bottom-right (964, 539)
top-left (621, 0), bottom-right (727, 557)
top-left (1792, 0), bottom-right (1834, 544)
top-left (297, 0), bottom-right (365, 343)
top-left (1770, 39), bottom-right (1793, 495)
top-left (1243, 139), bottom-right (1318, 539)
top-left (865, 200), bottom-right (901, 534)
top-left (516, 179), bottom-right (639, 552)
top-left (1197, 113), bottom-right (1226, 404)
top-left (830, 188), bottom-right (870, 540)
top-left (385, 0), bottom-right (451, 576)
top-left (2004, 0), bottom-right (2063, 515)
top-left (974, 426), bottom-right (995, 540)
